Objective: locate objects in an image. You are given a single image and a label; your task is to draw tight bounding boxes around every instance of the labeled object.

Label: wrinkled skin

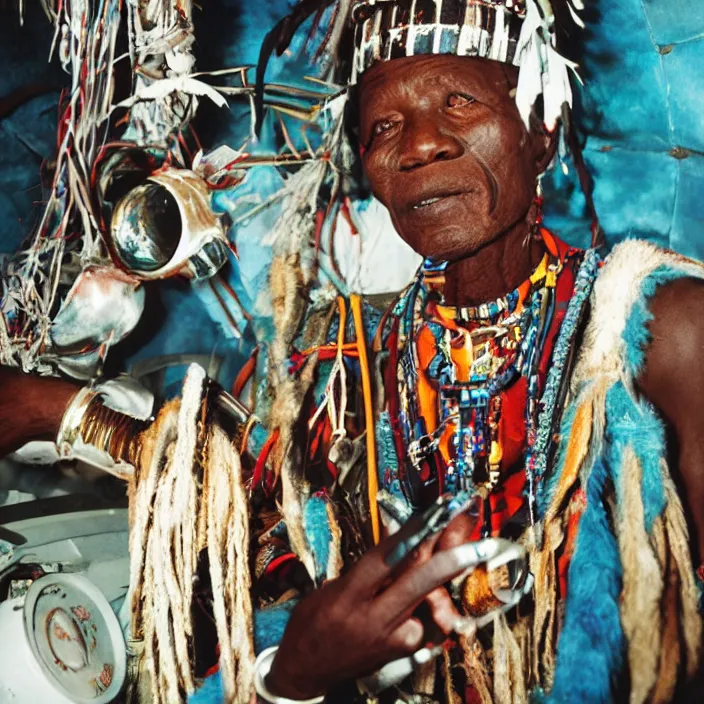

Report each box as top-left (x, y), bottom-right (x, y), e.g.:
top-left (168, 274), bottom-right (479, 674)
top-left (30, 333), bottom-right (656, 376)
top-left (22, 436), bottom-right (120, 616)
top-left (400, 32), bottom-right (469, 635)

top-left (268, 513), bottom-right (477, 700)
top-left (358, 54), bottom-right (554, 305)
top-left (268, 54), bottom-right (704, 700)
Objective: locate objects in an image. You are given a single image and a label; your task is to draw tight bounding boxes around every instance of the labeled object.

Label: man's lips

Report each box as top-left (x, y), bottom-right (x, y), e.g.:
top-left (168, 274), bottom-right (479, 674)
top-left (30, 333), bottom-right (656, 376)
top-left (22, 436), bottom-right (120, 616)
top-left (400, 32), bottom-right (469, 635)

top-left (406, 190), bottom-right (472, 213)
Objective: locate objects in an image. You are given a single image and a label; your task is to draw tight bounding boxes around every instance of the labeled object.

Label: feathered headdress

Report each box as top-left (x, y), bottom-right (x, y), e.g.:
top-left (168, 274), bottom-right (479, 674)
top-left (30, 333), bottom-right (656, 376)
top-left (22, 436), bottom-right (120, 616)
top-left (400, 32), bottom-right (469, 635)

top-left (257, 0), bottom-right (584, 133)
top-left (351, 0), bottom-right (583, 131)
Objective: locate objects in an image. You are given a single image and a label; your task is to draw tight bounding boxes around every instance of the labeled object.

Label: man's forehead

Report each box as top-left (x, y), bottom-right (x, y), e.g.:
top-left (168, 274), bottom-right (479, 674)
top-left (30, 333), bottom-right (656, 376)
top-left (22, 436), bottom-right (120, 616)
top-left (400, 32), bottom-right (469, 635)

top-left (340, 0), bottom-right (576, 131)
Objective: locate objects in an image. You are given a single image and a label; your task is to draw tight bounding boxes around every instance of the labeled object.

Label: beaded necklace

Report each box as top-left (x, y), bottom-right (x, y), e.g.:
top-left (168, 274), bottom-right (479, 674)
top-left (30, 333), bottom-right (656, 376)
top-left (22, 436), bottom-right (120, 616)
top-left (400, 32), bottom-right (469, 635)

top-left (392, 230), bottom-right (597, 531)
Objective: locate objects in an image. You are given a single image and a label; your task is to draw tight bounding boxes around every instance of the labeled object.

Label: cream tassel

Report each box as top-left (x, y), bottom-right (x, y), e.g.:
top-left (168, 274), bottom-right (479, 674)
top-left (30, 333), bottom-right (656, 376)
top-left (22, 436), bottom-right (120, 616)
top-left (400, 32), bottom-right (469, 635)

top-left (206, 425), bottom-right (255, 703)
top-left (267, 250), bottom-right (333, 581)
top-left (443, 649), bottom-right (463, 704)
top-left (617, 445), bottom-right (663, 704)
top-left (128, 366), bottom-right (256, 703)
top-left (325, 499), bottom-right (344, 581)
top-left (493, 613), bottom-right (528, 704)
top-left (651, 533), bottom-right (681, 704)
top-left (662, 473), bottom-right (702, 677)
top-left (128, 399), bottom-right (179, 639)
top-left (461, 635), bottom-right (493, 704)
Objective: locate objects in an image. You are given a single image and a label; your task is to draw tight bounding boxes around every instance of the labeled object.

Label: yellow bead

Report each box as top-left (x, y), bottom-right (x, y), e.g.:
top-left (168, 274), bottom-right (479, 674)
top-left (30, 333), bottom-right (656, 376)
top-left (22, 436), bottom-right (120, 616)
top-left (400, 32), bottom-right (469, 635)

top-left (489, 440), bottom-right (503, 465)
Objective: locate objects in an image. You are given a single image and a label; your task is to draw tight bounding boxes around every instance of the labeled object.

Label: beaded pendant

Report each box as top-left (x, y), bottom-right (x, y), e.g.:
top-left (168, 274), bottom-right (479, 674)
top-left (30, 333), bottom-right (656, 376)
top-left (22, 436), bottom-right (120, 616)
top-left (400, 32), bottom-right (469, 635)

top-left (396, 240), bottom-right (564, 506)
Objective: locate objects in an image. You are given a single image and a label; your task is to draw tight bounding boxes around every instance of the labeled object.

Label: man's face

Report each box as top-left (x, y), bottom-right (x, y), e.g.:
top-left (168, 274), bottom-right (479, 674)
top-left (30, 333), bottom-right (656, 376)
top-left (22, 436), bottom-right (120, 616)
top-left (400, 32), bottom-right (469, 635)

top-left (358, 54), bottom-right (549, 262)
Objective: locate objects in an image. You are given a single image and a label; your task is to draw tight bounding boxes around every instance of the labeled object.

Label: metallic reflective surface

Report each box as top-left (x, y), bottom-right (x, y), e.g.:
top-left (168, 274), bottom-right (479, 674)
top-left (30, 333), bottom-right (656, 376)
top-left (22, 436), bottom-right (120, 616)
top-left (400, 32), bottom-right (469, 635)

top-left (48, 266), bottom-right (145, 375)
top-left (110, 182), bottom-right (181, 272)
top-left (109, 168), bottom-right (229, 281)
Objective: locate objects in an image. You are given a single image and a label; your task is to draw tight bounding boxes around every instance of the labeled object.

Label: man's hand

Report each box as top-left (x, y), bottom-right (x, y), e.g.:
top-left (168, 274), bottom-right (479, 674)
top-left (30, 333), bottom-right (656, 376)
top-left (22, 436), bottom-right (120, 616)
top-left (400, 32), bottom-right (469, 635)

top-left (267, 513), bottom-right (480, 700)
top-left (0, 366), bottom-right (78, 457)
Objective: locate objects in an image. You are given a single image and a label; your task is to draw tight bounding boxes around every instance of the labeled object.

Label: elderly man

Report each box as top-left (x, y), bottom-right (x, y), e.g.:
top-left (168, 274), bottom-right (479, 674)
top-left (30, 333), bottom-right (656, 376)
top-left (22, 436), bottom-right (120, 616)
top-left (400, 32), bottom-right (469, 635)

top-left (238, 1), bottom-right (704, 703)
top-left (1, 1), bottom-right (704, 702)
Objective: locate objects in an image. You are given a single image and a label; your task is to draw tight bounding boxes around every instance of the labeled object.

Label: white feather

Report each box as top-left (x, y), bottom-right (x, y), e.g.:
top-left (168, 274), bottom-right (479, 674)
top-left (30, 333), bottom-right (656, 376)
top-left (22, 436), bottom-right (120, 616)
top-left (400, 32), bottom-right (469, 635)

top-left (515, 0), bottom-right (582, 132)
top-left (117, 76), bottom-right (229, 109)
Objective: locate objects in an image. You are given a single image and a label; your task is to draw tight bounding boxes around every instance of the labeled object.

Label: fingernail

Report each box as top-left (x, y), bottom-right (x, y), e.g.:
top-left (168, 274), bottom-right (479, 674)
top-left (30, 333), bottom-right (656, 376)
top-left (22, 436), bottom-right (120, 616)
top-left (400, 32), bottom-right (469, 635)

top-left (413, 645), bottom-right (444, 666)
top-left (452, 539), bottom-right (503, 568)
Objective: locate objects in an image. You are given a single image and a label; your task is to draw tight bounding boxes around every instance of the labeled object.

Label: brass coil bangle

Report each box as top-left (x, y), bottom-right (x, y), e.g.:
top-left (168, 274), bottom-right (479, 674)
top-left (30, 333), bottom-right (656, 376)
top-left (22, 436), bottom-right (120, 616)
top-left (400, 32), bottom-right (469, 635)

top-left (79, 395), bottom-right (149, 466)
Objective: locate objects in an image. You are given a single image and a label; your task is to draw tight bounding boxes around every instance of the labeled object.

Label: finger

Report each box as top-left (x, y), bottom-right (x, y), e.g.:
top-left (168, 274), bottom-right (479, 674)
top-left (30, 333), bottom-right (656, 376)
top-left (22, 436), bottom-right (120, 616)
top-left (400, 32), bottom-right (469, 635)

top-left (386, 617), bottom-right (425, 657)
top-left (423, 586), bottom-right (462, 635)
top-left (347, 511), bottom-right (436, 597)
top-left (357, 492), bottom-right (478, 594)
top-left (374, 542), bottom-right (491, 624)
top-left (454, 616), bottom-right (478, 640)
top-left (351, 495), bottom-right (479, 598)
top-left (435, 511), bottom-right (479, 553)
top-left (358, 642), bottom-right (445, 697)
top-left (394, 528), bottom-right (443, 575)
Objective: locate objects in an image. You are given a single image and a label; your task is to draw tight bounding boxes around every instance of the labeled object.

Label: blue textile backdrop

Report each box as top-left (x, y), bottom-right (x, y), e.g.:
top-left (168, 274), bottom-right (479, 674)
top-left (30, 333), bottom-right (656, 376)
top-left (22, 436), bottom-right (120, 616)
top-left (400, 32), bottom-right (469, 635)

top-left (0, 0), bottom-right (702, 386)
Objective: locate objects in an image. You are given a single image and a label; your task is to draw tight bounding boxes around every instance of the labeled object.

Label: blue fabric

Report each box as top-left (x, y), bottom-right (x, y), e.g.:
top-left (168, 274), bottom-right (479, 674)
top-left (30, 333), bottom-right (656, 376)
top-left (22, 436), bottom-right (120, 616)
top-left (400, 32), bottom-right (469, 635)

top-left (254, 600), bottom-right (299, 654)
top-left (188, 601), bottom-right (299, 704)
top-left (0, 3), bottom-right (65, 255)
top-left (188, 670), bottom-right (224, 704)
top-left (604, 382), bottom-right (667, 532)
top-left (548, 458), bottom-right (625, 704)
top-left (642, 0), bottom-right (704, 47)
top-left (540, 0), bottom-right (704, 258)
top-left (376, 410), bottom-right (403, 499)
top-left (303, 493), bottom-right (333, 583)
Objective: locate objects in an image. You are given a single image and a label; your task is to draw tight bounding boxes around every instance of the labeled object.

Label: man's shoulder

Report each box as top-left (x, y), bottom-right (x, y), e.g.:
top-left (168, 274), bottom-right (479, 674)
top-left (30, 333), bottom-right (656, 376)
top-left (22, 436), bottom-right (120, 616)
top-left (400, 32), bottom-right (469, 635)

top-left (638, 275), bottom-right (704, 393)
top-left (593, 238), bottom-right (704, 311)
top-left (576, 239), bottom-right (704, 382)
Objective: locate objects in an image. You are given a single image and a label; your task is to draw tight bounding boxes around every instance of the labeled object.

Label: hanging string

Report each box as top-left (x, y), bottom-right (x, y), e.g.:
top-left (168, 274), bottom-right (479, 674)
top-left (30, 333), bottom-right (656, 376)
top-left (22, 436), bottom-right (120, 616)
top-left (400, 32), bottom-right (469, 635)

top-left (563, 106), bottom-right (604, 248)
top-left (351, 293), bottom-right (380, 544)
top-left (128, 366), bottom-right (255, 703)
top-left (255, 0), bottom-right (337, 135)
top-left (307, 296), bottom-right (350, 434)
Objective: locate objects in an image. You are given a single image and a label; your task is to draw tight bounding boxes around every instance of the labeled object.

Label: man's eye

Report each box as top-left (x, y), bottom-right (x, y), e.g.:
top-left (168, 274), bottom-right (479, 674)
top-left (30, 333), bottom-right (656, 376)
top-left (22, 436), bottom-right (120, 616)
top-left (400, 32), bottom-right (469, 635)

top-left (372, 118), bottom-right (396, 136)
top-left (447, 92), bottom-right (476, 108)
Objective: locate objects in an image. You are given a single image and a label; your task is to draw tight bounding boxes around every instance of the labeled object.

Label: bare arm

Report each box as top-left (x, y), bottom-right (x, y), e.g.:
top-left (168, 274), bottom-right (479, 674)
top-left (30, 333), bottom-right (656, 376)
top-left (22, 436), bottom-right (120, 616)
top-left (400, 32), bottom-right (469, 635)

top-left (0, 366), bottom-right (78, 456)
top-left (639, 277), bottom-right (704, 565)
top-left (638, 276), bottom-right (704, 698)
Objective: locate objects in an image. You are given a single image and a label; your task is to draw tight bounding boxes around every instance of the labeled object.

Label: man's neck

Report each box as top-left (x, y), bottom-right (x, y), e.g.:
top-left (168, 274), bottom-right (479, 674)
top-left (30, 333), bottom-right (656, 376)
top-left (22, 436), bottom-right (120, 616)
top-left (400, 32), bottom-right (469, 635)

top-left (441, 217), bottom-right (547, 307)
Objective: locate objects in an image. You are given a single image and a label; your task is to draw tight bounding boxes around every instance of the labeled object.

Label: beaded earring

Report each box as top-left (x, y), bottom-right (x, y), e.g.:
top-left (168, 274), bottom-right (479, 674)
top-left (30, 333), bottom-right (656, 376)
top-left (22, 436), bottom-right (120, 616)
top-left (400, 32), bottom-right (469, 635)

top-left (534, 176), bottom-right (545, 229)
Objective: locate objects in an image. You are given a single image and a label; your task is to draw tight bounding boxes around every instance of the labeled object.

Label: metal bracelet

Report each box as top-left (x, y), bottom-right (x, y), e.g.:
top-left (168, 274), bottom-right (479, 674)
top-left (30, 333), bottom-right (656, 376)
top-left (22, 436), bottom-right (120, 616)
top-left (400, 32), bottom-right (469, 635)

top-left (56, 386), bottom-right (99, 454)
top-left (54, 378), bottom-right (153, 478)
top-left (357, 645), bottom-right (445, 697)
top-left (254, 647), bottom-right (325, 704)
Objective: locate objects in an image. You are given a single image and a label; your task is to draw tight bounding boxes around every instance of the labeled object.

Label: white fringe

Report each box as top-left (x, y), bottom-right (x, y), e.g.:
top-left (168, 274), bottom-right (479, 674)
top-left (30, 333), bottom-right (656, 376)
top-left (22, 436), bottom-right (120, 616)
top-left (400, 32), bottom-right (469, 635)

top-left (128, 364), bottom-right (255, 703)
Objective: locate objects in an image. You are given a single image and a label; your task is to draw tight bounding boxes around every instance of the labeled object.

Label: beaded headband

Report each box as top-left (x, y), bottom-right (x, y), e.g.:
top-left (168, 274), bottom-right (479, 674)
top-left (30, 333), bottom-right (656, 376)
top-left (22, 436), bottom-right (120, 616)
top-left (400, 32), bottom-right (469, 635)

top-left (256, 0), bottom-right (582, 134)
top-left (350, 0), bottom-right (526, 83)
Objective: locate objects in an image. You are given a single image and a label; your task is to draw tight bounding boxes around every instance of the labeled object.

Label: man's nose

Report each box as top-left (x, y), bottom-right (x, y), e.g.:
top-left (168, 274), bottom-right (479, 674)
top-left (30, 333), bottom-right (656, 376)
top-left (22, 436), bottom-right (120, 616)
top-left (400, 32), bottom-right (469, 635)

top-left (398, 118), bottom-right (463, 171)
